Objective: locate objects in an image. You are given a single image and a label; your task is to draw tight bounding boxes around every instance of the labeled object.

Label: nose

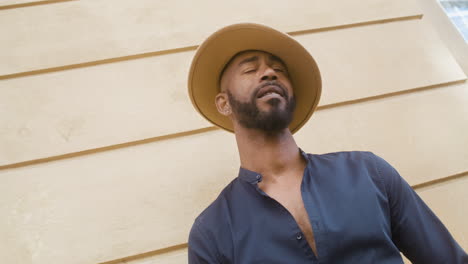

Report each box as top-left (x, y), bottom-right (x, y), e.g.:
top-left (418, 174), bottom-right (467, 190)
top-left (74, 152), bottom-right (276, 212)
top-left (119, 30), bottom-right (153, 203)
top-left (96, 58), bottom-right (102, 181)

top-left (260, 66), bottom-right (278, 81)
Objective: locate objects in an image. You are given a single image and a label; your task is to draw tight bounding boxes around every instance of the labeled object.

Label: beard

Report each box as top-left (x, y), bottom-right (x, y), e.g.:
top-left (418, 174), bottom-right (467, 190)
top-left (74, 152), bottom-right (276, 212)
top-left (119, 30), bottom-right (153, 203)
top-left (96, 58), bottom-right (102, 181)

top-left (227, 83), bottom-right (296, 133)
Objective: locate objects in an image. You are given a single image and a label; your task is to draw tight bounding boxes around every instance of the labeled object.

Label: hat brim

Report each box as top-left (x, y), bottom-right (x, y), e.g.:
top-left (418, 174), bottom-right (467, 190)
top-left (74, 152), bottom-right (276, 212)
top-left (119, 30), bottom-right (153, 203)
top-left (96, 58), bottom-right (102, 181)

top-left (188, 23), bottom-right (322, 133)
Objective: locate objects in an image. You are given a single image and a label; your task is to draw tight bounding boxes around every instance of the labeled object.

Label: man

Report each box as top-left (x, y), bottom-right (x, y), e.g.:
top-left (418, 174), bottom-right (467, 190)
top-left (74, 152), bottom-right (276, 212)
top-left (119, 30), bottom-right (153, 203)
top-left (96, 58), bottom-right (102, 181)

top-left (187, 23), bottom-right (467, 263)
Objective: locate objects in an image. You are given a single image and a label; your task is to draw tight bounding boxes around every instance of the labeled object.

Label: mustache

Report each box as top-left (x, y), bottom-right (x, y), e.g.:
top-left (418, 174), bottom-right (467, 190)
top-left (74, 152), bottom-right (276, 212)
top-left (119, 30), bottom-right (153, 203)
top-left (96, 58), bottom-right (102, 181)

top-left (253, 81), bottom-right (288, 99)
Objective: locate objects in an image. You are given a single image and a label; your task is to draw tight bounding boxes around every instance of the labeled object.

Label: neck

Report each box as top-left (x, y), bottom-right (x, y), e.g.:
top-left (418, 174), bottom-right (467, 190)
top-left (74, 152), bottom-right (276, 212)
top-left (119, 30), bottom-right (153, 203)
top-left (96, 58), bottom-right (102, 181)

top-left (234, 125), bottom-right (305, 180)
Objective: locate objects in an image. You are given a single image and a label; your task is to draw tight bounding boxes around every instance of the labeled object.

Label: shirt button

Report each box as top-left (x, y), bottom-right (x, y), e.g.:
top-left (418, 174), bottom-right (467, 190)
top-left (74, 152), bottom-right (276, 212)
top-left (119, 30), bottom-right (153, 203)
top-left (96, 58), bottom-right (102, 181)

top-left (256, 175), bottom-right (262, 182)
top-left (296, 234), bottom-right (302, 240)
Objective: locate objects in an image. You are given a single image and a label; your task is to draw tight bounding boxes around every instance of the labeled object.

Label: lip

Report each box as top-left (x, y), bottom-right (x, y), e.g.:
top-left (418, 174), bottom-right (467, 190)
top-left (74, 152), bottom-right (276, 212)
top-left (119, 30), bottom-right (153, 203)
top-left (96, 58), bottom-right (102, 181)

top-left (256, 84), bottom-right (285, 99)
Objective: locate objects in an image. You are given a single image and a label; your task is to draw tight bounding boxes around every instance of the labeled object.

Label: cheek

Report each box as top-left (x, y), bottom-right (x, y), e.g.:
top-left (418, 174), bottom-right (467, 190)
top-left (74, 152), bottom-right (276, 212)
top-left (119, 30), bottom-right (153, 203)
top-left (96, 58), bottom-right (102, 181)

top-left (283, 79), bottom-right (294, 97)
top-left (230, 79), bottom-right (256, 100)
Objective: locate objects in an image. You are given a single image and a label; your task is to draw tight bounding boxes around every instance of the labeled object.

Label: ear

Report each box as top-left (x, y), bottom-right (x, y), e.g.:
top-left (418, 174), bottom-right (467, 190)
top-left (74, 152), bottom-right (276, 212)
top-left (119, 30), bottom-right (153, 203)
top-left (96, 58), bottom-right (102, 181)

top-left (215, 92), bottom-right (232, 116)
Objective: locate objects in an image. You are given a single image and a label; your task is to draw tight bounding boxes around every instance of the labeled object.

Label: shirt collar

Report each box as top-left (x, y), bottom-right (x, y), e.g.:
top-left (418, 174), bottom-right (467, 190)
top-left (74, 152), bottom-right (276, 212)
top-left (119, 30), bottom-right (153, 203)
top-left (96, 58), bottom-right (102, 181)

top-left (238, 148), bottom-right (309, 185)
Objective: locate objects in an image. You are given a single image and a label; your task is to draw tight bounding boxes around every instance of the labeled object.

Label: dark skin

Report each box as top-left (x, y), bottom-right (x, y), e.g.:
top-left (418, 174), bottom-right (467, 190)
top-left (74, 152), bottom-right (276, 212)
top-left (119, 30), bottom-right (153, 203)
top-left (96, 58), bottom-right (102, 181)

top-left (215, 50), bottom-right (319, 257)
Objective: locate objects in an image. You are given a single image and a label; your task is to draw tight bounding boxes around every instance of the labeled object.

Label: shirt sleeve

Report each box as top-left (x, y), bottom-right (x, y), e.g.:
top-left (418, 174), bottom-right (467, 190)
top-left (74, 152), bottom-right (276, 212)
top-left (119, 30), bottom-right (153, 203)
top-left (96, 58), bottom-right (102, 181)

top-left (188, 220), bottom-right (221, 264)
top-left (372, 153), bottom-right (468, 264)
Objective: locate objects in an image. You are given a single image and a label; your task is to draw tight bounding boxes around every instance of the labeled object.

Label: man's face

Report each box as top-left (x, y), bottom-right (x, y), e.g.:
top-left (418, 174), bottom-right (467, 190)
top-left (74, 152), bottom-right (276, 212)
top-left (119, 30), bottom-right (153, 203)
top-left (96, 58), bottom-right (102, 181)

top-left (218, 50), bottom-right (296, 132)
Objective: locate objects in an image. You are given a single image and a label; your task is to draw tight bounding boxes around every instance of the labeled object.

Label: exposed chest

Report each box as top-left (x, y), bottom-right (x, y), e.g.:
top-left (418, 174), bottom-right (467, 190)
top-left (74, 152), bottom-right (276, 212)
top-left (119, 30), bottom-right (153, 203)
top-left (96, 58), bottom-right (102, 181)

top-left (260, 182), bottom-right (318, 256)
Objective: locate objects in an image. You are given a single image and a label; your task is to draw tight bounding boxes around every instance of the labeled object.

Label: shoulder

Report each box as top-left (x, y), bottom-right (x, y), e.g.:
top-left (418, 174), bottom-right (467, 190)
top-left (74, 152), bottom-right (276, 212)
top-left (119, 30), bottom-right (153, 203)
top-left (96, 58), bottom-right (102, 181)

top-left (188, 178), bottom-right (242, 261)
top-left (305, 150), bottom-right (393, 190)
top-left (190, 177), bottom-right (243, 239)
top-left (193, 177), bottom-right (241, 225)
top-left (306, 150), bottom-right (377, 166)
top-left (306, 150), bottom-right (397, 170)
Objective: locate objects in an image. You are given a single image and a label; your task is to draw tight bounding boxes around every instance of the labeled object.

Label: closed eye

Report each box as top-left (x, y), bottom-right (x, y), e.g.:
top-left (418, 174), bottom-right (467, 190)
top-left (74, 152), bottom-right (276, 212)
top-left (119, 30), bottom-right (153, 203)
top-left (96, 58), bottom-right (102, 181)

top-left (274, 67), bottom-right (288, 76)
top-left (244, 68), bottom-right (257, 74)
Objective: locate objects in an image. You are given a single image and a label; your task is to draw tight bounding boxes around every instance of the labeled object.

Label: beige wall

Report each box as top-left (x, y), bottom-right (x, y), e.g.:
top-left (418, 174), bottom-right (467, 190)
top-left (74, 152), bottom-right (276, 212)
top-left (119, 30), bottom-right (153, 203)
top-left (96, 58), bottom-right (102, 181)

top-left (0, 0), bottom-right (466, 263)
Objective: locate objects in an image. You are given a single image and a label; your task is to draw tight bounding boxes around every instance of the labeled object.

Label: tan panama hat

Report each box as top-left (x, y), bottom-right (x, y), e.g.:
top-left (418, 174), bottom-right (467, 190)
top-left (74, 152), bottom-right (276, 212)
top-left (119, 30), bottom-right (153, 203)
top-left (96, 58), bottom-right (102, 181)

top-left (188, 23), bottom-right (322, 133)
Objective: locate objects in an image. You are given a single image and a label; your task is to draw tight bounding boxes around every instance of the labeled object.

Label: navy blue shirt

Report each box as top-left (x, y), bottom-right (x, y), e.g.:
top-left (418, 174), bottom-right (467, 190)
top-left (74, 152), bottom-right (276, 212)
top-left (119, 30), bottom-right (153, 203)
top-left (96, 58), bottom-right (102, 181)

top-left (188, 150), bottom-right (467, 263)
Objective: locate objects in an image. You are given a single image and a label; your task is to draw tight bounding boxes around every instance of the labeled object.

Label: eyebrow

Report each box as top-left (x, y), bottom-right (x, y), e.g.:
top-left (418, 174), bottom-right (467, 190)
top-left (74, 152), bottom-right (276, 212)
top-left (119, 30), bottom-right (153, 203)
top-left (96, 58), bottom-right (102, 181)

top-left (238, 54), bottom-right (286, 67)
top-left (269, 54), bottom-right (285, 65)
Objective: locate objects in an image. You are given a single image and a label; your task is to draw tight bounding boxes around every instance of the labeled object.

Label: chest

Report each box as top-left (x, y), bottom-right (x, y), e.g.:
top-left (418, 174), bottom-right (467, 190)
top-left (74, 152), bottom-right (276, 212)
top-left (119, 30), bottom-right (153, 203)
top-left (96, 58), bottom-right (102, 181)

top-left (270, 187), bottom-right (311, 228)
top-left (261, 178), bottom-right (311, 221)
top-left (261, 183), bottom-right (318, 253)
top-left (224, 156), bottom-right (400, 263)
